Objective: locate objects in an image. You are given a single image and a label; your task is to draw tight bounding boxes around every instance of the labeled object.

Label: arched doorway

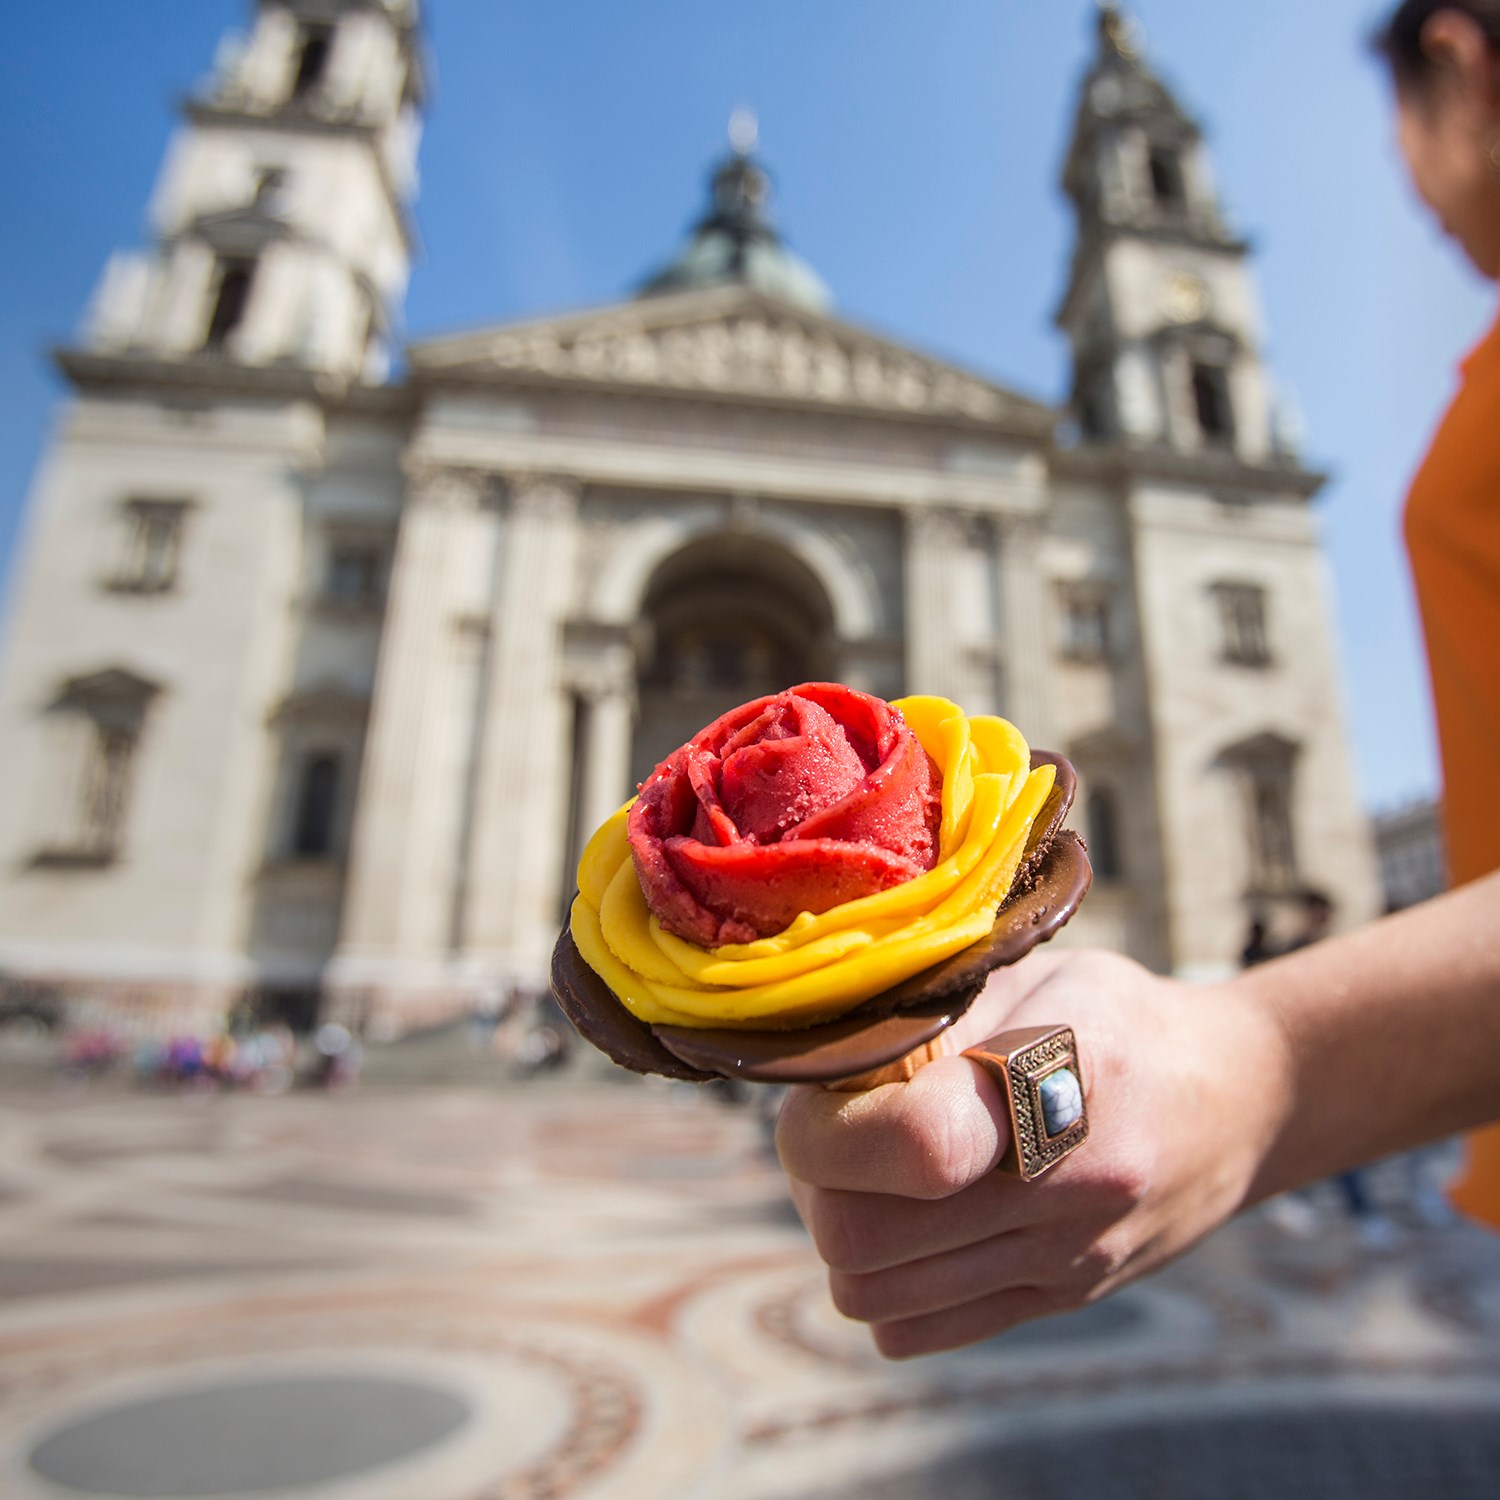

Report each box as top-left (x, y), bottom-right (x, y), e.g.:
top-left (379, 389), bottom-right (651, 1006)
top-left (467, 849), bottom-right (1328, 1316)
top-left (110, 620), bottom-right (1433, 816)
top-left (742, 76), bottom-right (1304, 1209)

top-left (630, 533), bottom-right (838, 786)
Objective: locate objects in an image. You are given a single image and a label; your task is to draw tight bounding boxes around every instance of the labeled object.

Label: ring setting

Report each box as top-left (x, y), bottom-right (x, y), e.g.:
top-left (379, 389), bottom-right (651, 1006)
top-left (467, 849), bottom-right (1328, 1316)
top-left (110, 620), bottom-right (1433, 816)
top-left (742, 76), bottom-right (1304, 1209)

top-left (963, 1025), bottom-right (1088, 1181)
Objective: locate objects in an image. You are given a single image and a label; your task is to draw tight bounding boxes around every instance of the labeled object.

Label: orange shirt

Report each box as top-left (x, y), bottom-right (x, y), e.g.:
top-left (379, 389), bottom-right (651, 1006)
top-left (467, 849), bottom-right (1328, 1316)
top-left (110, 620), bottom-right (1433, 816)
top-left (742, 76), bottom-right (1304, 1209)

top-left (1404, 307), bottom-right (1500, 1228)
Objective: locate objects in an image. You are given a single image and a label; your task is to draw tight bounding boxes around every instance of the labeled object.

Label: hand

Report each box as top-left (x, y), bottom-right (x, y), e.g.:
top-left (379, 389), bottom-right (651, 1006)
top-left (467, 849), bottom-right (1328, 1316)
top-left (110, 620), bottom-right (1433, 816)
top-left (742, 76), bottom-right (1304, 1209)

top-left (775, 949), bottom-right (1291, 1358)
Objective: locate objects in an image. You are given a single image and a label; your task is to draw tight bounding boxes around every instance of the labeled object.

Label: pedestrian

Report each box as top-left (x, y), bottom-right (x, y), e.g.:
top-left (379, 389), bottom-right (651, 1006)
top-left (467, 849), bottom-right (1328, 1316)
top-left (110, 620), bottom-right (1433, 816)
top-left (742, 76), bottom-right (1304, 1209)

top-left (1238, 914), bottom-right (1274, 969)
top-left (774, 0), bottom-right (1500, 1358)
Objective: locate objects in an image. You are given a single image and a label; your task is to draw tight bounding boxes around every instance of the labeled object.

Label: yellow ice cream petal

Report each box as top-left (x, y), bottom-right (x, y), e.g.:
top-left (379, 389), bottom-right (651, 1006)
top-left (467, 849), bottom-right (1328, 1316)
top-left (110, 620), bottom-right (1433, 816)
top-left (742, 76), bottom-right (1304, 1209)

top-left (639, 907), bottom-right (998, 1026)
top-left (893, 695), bottom-right (977, 857)
top-left (569, 896), bottom-right (704, 1028)
top-left (929, 764), bottom-right (1054, 925)
top-left (598, 860), bottom-right (691, 984)
top-left (968, 715), bottom-right (1031, 780)
top-left (650, 920), bottom-right (878, 987)
top-left (577, 804), bottom-right (633, 909)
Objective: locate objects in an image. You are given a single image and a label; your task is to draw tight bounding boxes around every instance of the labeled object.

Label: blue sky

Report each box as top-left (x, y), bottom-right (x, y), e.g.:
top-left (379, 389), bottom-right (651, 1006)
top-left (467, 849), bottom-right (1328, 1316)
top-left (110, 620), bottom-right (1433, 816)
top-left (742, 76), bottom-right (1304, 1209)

top-left (0, 0), bottom-right (1491, 809)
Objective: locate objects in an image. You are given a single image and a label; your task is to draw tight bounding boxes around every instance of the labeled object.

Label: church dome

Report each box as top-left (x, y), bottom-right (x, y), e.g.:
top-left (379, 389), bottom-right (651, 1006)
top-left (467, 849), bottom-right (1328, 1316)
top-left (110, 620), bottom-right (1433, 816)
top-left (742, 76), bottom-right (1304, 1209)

top-left (639, 115), bottom-right (831, 311)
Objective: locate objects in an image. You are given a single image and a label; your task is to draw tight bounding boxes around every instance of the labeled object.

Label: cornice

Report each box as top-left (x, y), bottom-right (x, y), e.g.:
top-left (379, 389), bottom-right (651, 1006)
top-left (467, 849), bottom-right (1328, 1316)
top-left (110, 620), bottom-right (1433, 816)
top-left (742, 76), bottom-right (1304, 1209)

top-left (54, 347), bottom-right (414, 417)
top-left (414, 364), bottom-right (1055, 442)
top-left (1049, 439), bottom-right (1326, 500)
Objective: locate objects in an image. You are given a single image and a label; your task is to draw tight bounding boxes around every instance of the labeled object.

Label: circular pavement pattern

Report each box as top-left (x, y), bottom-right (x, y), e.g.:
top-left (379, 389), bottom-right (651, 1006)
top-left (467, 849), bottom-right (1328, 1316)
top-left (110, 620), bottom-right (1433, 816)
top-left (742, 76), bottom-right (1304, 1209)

top-left (27, 1374), bottom-right (472, 1497)
top-left (802, 1400), bottom-right (1500, 1500)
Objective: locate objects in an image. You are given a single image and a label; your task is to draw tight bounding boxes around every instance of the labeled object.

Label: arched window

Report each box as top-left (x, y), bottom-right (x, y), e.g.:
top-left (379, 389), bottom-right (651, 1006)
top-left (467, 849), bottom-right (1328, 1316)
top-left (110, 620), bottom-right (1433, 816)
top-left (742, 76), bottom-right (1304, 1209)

top-left (1086, 787), bottom-right (1123, 882)
top-left (205, 260), bottom-right (255, 349)
top-left (1148, 145), bottom-right (1186, 209)
top-left (1190, 362), bottom-right (1234, 445)
top-left (291, 24), bottom-right (334, 100)
top-left (292, 754), bottom-right (340, 857)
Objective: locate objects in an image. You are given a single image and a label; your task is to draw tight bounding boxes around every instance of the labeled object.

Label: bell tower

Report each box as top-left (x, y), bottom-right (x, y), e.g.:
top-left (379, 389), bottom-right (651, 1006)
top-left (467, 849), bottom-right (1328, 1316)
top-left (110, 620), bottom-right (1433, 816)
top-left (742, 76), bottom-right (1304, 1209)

top-left (1057, 3), bottom-right (1283, 463)
top-left (82, 0), bottom-right (426, 383)
top-left (1051, 4), bottom-right (1380, 976)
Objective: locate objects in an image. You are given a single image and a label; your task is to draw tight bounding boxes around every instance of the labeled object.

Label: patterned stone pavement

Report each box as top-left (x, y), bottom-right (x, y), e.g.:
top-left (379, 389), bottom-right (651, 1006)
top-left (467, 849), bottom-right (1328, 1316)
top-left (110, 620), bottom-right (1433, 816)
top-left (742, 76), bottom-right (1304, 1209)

top-left (2, 1070), bottom-right (1499, 1499)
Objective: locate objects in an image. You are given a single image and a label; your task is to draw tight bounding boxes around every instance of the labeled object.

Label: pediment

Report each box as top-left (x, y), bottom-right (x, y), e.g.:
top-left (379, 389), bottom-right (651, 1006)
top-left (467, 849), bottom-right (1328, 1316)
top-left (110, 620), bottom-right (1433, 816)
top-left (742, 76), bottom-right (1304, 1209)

top-left (55, 667), bottom-right (161, 707)
top-left (1217, 731), bottom-right (1300, 769)
top-left (409, 286), bottom-right (1054, 434)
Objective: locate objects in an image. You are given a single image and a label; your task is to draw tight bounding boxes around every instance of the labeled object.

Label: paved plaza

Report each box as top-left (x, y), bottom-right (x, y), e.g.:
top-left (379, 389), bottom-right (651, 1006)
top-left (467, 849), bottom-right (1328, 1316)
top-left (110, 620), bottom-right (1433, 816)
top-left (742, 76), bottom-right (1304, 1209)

top-left (2, 1056), bottom-right (1500, 1499)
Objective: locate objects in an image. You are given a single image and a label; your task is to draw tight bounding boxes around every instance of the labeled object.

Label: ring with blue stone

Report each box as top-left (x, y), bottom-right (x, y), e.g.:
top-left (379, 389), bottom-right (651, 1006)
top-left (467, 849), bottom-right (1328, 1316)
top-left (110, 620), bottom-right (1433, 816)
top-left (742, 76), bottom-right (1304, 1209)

top-left (962, 1025), bottom-right (1088, 1181)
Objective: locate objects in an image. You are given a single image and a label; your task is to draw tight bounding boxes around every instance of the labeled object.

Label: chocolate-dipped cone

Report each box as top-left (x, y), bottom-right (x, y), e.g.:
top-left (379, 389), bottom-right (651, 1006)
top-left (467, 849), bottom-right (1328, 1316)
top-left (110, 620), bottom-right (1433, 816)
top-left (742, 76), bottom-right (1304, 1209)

top-left (550, 752), bottom-right (1091, 1087)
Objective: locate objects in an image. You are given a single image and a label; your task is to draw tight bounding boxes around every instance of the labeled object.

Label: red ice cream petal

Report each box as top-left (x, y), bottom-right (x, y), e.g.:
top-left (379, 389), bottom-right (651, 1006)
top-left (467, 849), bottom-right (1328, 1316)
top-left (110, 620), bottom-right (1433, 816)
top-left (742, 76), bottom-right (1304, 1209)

top-left (787, 728), bottom-right (940, 865)
top-left (718, 698), bottom-right (868, 843)
top-left (791, 682), bottom-right (892, 765)
top-left (625, 683), bottom-right (944, 947)
top-left (663, 835), bottom-right (927, 944)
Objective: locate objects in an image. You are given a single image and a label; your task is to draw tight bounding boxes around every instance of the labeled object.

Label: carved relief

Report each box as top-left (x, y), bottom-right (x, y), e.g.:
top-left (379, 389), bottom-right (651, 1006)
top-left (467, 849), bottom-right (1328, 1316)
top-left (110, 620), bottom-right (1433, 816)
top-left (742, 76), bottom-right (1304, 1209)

top-left (474, 316), bottom-right (1013, 421)
top-left (904, 503), bottom-right (987, 550)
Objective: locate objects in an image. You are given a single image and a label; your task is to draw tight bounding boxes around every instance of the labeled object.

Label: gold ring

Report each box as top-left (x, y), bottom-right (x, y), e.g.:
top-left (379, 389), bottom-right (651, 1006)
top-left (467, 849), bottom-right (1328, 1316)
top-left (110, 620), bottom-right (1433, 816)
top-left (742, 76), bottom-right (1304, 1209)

top-left (963, 1025), bottom-right (1088, 1181)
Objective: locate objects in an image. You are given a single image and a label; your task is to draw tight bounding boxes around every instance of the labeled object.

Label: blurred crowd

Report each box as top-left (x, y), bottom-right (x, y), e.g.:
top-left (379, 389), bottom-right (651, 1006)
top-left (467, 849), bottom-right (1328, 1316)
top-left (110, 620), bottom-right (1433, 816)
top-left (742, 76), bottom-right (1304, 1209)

top-left (54, 1018), bottom-right (362, 1093)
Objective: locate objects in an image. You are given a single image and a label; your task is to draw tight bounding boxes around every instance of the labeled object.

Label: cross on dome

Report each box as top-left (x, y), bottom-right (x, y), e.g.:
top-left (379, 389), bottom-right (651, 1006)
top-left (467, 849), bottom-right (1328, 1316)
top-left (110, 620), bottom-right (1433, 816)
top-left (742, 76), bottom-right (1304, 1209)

top-left (637, 114), bottom-right (831, 310)
top-left (728, 107), bottom-right (759, 156)
top-left (1097, 2), bottom-right (1143, 61)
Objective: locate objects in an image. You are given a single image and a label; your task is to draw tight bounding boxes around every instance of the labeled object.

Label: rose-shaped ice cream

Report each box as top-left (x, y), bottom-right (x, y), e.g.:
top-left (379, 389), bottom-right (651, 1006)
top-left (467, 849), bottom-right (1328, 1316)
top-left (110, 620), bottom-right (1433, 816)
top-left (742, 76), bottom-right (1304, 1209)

top-left (627, 683), bottom-right (942, 947)
top-left (569, 688), bottom-right (1057, 1031)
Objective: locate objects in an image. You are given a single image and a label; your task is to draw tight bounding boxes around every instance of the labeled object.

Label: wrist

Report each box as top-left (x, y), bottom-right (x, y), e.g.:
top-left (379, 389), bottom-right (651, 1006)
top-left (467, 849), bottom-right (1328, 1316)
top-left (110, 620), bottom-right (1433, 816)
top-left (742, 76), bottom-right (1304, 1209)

top-left (1207, 970), bottom-right (1301, 1207)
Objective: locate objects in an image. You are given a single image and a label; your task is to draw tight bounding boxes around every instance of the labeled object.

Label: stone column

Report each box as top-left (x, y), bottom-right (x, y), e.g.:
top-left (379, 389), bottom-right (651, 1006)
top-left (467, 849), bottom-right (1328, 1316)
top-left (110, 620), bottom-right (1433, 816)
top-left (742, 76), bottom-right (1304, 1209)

top-left (903, 504), bottom-right (970, 703)
top-left (333, 467), bottom-right (489, 976)
top-left (578, 670), bottom-right (636, 850)
top-left (461, 475), bottom-right (580, 977)
top-left (994, 512), bottom-right (1056, 747)
top-left (904, 503), bottom-right (1002, 711)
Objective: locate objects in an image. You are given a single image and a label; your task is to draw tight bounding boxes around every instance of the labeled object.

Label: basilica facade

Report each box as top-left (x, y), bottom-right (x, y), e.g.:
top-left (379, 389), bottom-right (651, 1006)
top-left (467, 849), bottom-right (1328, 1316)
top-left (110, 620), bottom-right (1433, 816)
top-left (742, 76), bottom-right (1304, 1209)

top-left (0, 0), bottom-right (1379, 1034)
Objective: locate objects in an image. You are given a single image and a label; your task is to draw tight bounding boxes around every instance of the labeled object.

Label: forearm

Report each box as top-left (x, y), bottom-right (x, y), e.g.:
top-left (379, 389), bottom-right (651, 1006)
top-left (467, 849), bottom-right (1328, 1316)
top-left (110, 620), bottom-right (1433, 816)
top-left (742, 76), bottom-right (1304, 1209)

top-left (1229, 870), bottom-right (1500, 1200)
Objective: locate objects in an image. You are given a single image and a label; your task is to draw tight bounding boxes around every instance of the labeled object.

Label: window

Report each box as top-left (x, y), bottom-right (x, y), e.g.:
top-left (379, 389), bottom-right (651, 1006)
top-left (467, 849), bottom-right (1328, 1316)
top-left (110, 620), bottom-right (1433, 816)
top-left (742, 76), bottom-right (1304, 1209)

top-left (1190, 362), bottom-right (1234, 445)
top-left (79, 728), bottom-right (135, 857)
top-left (1086, 788), bottom-right (1123, 882)
top-left (1148, 146), bottom-right (1186, 209)
top-left (36, 668), bottom-right (160, 867)
top-left (1219, 733), bottom-right (1300, 894)
top-left (205, 258), bottom-right (256, 349)
top-left (291, 753), bottom-right (340, 858)
top-left (291, 24), bottom-right (334, 100)
top-left (1075, 366), bottom-right (1113, 442)
top-left (1058, 582), bottom-right (1112, 664)
top-left (1248, 771), bottom-right (1297, 891)
top-left (1212, 582), bottom-right (1271, 667)
top-left (112, 498), bottom-right (189, 594)
top-left (1078, 385), bottom-right (1107, 442)
top-left (323, 546), bottom-right (386, 609)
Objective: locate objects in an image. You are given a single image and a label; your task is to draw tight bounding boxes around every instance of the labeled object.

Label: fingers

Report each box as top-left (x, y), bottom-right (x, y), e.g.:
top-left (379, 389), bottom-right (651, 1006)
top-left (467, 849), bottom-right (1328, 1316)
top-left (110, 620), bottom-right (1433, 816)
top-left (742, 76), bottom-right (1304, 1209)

top-left (790, 1172), bottom-right (1034, 1274)
top-left (777, 1055), bottom-right (1010, 1199)
top-left (872, 1285), bottom-right (1062, 1360)
top-left (828, 1228), bottom-right (1045, 1325)
top-left (790, 1151), bottom-right (1129, 1276)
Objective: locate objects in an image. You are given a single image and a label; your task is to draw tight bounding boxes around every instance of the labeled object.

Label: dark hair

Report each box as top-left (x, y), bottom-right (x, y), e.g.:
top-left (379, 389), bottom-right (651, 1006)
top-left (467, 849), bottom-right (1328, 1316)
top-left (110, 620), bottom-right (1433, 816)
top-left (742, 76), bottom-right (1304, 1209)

top-left (1374, 1), bottom-right (1500, 90)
